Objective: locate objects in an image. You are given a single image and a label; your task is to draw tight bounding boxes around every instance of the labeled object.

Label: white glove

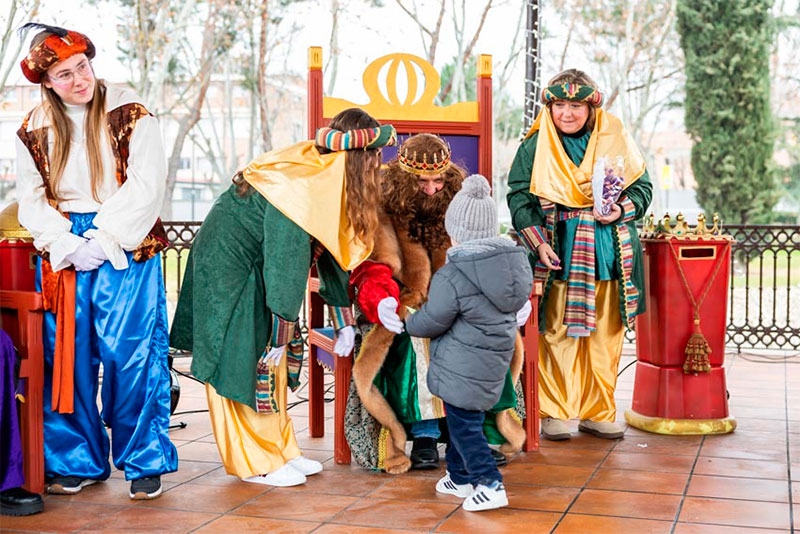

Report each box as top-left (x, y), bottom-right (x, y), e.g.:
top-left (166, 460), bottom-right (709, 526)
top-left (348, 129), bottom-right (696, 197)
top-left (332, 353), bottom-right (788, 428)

top-left (66, 240), bottom-right (105, 271)
top-left (333, 326), bottom-right (355, 357)
top-left (516, 300), bottom-right (532, 327)
top-left (266, 345), bottom-right (286, 366)
top-left (85, 238), bottom-right (108, 263)
top-left (377, 297), bottom-right (404, 334)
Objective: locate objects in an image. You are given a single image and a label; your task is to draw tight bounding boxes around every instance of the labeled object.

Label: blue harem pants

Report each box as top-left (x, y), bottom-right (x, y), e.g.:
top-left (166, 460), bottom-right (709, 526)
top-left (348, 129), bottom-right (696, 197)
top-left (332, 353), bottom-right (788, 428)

top-left (36, 213), bottom-right (178, 481)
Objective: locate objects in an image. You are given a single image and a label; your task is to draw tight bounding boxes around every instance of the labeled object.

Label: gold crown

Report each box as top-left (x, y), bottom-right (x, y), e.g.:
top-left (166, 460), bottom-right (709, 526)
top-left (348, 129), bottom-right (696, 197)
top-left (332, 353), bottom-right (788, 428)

top-left (397, 146), bottom-right (451, 176)
top-left (640, 212), bottom-right (732, 240)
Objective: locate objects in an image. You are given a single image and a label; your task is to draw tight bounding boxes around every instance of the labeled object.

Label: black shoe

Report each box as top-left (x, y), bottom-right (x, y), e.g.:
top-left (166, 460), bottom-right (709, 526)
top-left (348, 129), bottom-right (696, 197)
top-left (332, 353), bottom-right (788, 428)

top-left (490, 448), bottom-right (508, 467)
top-left (410, 437), bottom-right (440, 470)
top-left (47, 476), bottom-right (97, 495)
top-left (129, 476), bottom-right (162, 500)
top-left (0, 487), bottom-right (44, 516)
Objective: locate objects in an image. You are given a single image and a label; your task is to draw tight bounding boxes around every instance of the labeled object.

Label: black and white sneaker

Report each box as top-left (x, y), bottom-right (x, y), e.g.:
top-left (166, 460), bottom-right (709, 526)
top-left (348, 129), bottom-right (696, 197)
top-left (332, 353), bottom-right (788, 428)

top-left (435, 473), bottom-right (472, 498)
top-left (462, 480), bottom-right (508, 512)
top-left (129, 476), bottom-right (162, 500)
top-left (47, 476), bottom-right (97, 495)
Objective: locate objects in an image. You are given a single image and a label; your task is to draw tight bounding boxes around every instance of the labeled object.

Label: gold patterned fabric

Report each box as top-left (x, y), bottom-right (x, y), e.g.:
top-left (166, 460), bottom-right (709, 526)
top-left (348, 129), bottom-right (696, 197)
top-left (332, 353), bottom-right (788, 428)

top-left (538, 280), bottom-right (625, 422)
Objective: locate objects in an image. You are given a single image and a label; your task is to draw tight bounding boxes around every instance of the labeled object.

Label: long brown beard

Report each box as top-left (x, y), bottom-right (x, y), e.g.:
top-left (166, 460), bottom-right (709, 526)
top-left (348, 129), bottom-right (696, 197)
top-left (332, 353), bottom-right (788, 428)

top-left (384, 186), bottom-right (457, 252)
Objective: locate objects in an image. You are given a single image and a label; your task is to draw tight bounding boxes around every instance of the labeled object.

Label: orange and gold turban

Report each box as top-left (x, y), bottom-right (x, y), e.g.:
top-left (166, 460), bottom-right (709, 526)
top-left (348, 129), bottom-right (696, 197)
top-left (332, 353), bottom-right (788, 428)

top-left (19, 23), bottom-right (95, 84)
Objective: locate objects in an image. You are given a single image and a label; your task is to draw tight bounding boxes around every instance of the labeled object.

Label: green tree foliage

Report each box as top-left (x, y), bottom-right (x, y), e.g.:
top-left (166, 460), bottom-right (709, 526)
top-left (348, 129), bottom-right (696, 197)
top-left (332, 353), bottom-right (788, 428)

top-left (677, 0), bottom-right (776, 224)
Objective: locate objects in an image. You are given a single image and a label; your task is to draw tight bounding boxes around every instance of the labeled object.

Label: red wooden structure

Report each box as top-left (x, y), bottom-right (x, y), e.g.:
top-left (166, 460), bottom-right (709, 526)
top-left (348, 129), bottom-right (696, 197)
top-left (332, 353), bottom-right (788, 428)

top-left (1, 203), bottom-right (45, 493)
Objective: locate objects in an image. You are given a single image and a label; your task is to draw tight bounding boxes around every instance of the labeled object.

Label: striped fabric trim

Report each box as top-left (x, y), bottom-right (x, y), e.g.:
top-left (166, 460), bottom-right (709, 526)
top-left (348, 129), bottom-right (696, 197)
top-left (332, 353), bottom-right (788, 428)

top-left (311, 238), bottom-right (326, 264)
top-left (616, 225), bottom-right (639, 328)
top-left (619, 197), bottom-right (636, 223)
top-left (563, 211), bottom-right (596, 337)
top-left (517, 226), bottom-right (548, 254)
top-left (255, 352), bottom-right (278, 414)
top-left (286, 325), bottom-right (304, 392)
top-left (314, 125), bottom-right (397, 151)
top-left (270, 314), bottom-right (295, 347)
top-left (329, 305), bottom-right (355, 330)
top-left (533, 201), bottom-right (557, 285)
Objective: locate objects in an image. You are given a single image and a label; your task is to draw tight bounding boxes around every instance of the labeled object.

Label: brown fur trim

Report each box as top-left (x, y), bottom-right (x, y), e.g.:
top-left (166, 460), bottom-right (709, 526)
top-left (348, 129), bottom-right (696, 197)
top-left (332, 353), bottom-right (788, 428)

top-left (497, 409), bottom-right (527, 456)
top-left (352, 324), bottom-right (410, 472)
top-left (498, 332), bottom-right (527, 457)
top-left (369, 209), bottom-right (403, 276)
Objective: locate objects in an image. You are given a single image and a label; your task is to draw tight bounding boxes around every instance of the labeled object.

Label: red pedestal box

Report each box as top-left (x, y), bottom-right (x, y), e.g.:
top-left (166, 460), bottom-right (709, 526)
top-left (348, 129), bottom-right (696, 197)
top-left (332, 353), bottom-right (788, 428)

top-left (1, 239), bottom-right (38, 292)
top-left (1, 202), bottom-right (38, 292)
top-left (635, 238), bottom-right (730, 367)
top-left (626, 236), bottom-right (735, 434)
top-left (630, 361), bottom-right (729, 419)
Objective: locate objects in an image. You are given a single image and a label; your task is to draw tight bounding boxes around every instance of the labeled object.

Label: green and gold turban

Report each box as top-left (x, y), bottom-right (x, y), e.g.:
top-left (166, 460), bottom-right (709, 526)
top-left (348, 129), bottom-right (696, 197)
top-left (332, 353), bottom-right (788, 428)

top-left (541, 83), bottom-right (604, 107)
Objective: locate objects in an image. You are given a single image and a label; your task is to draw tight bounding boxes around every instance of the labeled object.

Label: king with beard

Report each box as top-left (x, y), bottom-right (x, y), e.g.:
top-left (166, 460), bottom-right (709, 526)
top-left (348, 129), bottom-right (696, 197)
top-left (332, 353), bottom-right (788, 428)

top-left (345, 134), bottom-right (526, 474)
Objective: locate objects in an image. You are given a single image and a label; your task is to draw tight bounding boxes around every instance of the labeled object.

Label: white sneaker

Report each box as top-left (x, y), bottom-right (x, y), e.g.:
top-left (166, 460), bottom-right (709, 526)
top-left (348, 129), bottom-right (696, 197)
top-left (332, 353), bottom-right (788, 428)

top-left (462, 481), bottom-right (508, 512)
top-left (287, 456), bottom-right (323, 476)
top-left (242, 464), bottom-right (306, 487)
top-left (435, 473), bottom-right (472, 498)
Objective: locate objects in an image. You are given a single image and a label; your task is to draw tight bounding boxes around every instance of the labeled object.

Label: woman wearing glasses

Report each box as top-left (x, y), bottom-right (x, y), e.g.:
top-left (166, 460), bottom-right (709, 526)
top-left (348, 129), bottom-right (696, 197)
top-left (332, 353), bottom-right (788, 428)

top-left (15, 24), bottom-right (177, 500)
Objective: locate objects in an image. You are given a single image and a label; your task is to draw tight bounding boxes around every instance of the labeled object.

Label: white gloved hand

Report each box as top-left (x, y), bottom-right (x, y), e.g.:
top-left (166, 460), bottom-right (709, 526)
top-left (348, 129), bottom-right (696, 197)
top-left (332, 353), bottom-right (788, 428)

top-left (85, 238), bottom-right (108, 263)
top-left (266, 345), bottom-right (286, 366)
top-left (333, 325), bottom-right (355, 357)
top-left (516, 299), bottom-right (533, 327)
top-left (377, 297), bottom-right (404, 334)
top-left (66, 240), bottom-right (105, 272)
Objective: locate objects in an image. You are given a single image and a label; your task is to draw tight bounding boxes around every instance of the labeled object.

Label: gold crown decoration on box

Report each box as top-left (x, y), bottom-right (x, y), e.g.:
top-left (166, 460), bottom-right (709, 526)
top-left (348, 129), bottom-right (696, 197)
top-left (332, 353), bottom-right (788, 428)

top-left (0, 202), bottom-right (33, 242)
top-left (640, 212), bottom-right (732, 240)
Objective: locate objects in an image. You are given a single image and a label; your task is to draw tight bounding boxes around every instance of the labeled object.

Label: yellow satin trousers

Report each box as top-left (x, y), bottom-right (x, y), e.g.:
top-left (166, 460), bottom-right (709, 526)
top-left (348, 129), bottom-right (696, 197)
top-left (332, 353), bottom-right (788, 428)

top-left (205, 358), bottom-right (301, 479)
top-left (538, 280), bottom-right (625, 422)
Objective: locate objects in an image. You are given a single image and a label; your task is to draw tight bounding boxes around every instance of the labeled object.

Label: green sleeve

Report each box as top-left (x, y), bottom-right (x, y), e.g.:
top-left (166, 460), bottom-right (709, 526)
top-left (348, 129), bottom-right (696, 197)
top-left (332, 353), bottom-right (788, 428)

top-left (315, 249), bottom-right (352, 308)
top-left (506, 133), bottom-right (546, 231)
top-left (622, 168), bottom-right (654, 220)
top-left (261, 201), bottom-right (311, 321)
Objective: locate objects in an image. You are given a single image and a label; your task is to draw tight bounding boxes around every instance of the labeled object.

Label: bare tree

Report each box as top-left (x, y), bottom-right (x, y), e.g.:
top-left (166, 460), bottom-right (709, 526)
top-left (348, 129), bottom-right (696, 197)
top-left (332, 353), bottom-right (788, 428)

top-left (256, 0), bottom-right (272, 152)
top-left (394, 0), bottom-right (446, 65)
top-left (546, 0), bottom-right (684, 154)
top-left (0, 0), bottom-right (42, 92)
top-left (392, 0), bottom-right (496, 104)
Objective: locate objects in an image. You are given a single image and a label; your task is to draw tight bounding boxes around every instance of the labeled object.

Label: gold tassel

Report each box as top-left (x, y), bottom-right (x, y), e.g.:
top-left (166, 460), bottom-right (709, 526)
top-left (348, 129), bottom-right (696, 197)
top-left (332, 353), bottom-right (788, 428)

top-left (683, 319), bottom-right (712, 374)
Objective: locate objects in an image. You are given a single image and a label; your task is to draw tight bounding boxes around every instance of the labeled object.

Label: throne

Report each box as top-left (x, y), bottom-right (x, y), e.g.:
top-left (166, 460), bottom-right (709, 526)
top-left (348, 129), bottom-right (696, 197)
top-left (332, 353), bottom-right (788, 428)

top-left (305, 47), bottom-right (541, 464)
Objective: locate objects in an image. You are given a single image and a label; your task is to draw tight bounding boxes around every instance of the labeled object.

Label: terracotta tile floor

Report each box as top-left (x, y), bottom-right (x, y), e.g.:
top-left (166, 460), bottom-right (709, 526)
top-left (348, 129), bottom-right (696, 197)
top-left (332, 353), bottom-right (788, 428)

top-left (2, 349), bottom-right (798, 533)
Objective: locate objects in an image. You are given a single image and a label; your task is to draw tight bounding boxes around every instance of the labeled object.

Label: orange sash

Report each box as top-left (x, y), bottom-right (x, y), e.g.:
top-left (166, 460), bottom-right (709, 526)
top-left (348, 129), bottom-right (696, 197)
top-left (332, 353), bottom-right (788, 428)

top-left (41, 260), bottom-right (76, 414)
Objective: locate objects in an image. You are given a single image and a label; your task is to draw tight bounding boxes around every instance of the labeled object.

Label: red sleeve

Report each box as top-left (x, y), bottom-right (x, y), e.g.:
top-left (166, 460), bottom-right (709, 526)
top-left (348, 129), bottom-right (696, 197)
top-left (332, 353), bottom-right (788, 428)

top-left (349, 260), bottom-right (400, 323)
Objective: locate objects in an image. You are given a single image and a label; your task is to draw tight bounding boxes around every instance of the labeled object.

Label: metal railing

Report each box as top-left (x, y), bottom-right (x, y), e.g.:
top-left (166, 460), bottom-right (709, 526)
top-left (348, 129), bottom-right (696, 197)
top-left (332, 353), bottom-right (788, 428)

top-left (162, 222), bottom-right (800, 352)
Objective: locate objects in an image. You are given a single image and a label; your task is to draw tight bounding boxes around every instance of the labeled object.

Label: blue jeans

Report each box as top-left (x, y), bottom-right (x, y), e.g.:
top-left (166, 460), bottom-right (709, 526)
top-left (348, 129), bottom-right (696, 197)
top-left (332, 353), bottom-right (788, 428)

top-left (443, 402), bottom-right (501, 487)
top-left (410, 419), bottom-right (441, 440)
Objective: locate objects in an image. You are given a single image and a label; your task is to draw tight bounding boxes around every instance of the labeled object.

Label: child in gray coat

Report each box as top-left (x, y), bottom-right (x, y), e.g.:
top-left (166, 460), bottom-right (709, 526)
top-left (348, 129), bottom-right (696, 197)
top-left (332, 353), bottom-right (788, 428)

top-left (404, 174), bottom-right (533, 512)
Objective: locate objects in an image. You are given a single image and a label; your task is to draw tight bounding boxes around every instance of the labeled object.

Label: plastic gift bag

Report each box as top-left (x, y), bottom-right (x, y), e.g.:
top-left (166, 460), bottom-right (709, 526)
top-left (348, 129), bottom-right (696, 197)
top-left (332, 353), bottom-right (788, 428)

top-left (592, 156), bottom-right (625, 216)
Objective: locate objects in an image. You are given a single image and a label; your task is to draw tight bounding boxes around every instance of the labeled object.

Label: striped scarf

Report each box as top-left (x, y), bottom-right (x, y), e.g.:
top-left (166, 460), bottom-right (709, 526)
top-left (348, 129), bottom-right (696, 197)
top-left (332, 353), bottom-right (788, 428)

top-left (538, 202), bottom-right (638, 337)
top-left (563, 210), bottom-right (597, 336)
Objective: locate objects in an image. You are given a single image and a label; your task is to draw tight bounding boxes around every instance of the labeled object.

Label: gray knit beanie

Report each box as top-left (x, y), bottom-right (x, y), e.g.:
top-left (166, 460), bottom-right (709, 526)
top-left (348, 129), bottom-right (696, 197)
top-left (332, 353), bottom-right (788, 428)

top-left (445, 174), bottom-right (497, 243)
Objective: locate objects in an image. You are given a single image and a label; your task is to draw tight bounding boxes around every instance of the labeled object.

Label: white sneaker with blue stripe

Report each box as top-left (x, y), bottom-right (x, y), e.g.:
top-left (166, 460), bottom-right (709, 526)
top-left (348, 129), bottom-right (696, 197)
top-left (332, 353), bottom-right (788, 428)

top-left (462, 480), bottom-right (508, 511)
